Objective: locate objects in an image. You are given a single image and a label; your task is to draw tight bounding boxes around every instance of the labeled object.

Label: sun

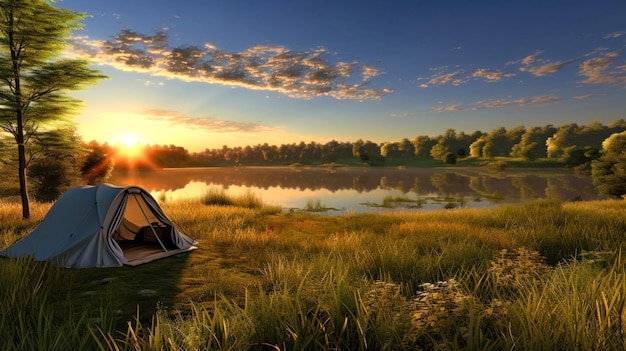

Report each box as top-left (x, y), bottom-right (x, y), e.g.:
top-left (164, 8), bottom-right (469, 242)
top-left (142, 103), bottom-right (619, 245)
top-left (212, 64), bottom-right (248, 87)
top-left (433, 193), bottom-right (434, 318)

top-left (113, 132), bottom-right (145, 159)
top-left (117, 132), bottom-right (142, 147)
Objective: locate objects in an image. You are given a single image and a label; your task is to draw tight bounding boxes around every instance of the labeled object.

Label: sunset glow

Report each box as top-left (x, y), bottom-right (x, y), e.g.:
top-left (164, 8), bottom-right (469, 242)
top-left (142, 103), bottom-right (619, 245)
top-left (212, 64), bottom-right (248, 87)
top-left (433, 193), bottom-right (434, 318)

top-left (116, 142), bottom-right (144, 159)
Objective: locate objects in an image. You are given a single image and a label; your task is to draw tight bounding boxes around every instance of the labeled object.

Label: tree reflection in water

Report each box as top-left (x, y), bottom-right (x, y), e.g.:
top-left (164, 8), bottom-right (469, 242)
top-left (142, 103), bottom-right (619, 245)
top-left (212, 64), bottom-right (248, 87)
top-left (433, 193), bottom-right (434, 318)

top-left (109, 167), bottom-right (603, 213)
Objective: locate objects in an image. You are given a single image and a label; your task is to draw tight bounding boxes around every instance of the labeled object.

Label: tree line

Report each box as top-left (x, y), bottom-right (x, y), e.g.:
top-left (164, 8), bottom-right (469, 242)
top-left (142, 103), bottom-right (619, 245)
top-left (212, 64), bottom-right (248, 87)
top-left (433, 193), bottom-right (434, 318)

top-left (91, 119), bottom-right (624, 170)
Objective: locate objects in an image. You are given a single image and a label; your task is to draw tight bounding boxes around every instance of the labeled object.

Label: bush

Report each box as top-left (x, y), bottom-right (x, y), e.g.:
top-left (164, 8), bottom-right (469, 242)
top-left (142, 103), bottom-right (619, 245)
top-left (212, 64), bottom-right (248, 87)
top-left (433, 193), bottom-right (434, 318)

top-left (27, 158), bottom-right (71, 202)
top-left (591, 131), bottom-right (626, 198)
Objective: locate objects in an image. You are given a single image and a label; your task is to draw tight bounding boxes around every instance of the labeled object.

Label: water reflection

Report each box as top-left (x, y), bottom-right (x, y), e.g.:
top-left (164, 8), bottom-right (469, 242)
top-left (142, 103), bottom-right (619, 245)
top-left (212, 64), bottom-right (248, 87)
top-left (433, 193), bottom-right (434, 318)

top-left (108, 167), bottom-right (602, 213)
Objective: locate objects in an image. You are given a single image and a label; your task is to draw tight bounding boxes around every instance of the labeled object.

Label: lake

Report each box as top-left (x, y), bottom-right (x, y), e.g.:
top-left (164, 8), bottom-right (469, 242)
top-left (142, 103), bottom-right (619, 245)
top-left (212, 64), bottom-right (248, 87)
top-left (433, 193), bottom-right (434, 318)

top-left (108, 167), bottom-right (603, 213)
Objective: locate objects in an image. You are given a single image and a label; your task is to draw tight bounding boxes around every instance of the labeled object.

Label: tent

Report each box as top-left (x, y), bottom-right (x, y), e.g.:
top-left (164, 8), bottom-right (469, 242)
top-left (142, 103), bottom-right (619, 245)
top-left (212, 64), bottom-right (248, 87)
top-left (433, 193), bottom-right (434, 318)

top-left (0, 184), bottom-right (197, 268)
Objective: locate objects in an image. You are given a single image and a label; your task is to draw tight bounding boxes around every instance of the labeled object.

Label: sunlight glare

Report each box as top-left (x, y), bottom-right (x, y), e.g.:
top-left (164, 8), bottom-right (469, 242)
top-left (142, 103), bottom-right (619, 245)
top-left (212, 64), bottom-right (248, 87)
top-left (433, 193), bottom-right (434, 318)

top-left (114, 131), bottom-right (145, 159)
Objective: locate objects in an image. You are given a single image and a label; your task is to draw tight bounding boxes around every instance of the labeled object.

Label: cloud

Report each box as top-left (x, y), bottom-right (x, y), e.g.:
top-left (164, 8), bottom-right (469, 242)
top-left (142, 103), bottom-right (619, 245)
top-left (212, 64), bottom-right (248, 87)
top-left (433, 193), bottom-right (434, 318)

top-left (604, 31), bottom-right (625, 39)
top-left (526, 59), bottom-right (577, 76)
top-left (68, 30), bottom-right (392, 101)
top-left (515, 51), bottom-right (576, 76)
top-left (419, 70), bottom-right (466, 88)
top-left (578, 51), bottom-right (626, 84)
top-left (143, 80), bottom-right (164, 87)
top-left (572, 94), bottom-right (597, 100)
top-left (520, 50), bottom-right (543, 66)
top-left (471, 95), bottom-right (560, 110)
top-left (389, 112), bottom-right (409, 118)
top-left (432, 95), bottom-right (560, 112)
top-left (471, 95), bottom-right (560, 111)
top-left (471, 68), bottom-right (515, 82)
top-left (142, 109), bottom-right (272, 134)
top-left (431, 104), bottom-right (461, 112)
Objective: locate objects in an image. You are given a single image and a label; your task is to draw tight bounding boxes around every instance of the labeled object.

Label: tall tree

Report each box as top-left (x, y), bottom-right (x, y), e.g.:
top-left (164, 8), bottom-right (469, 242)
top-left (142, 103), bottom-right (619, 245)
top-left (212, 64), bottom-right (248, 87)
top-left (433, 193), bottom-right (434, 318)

top-left (0, 0), bottom-right (106, 218)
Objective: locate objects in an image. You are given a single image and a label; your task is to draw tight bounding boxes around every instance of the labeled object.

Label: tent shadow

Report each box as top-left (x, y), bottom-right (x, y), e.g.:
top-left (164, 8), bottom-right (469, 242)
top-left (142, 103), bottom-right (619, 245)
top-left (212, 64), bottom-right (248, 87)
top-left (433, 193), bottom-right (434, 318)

top-left (72, 249), bottom-right (194, 328)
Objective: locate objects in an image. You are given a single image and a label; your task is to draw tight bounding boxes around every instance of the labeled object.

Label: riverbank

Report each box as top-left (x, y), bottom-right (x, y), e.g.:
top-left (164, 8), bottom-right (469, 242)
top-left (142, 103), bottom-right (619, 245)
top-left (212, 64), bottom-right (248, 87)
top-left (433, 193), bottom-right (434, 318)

top-left (2, 198), bottom-right (626, 350)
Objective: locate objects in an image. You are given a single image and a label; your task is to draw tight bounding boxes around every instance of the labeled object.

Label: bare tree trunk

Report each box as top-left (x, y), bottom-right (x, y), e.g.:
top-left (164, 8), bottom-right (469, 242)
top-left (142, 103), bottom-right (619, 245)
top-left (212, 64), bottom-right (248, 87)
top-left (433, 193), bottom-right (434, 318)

top-left (18, 142), bottom-right (30, 219)
top-left (8, 8), bottom-right (30, 219)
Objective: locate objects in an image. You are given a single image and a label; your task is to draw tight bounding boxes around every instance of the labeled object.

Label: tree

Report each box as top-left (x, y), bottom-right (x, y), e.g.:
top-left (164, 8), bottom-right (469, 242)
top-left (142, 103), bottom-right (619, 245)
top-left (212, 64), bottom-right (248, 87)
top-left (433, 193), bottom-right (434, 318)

top-left (0, 0), bottom-right (106, 218)
top-left (510, 125), bottom-right (557, 161)
top-left (591, 131), bottom-right (626, 198)
top-left (81, 141), bottom-right (114, 185)
top-left (27, 126), bottom-right (85, 201)
top-left (412, 135), bottom-right (436, 158)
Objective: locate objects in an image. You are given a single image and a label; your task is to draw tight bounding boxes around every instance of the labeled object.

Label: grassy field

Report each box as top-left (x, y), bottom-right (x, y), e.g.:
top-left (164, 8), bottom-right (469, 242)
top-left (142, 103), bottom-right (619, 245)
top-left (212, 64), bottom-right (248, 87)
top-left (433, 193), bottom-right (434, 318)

top-left (1, 196), bottom-right (626, 350)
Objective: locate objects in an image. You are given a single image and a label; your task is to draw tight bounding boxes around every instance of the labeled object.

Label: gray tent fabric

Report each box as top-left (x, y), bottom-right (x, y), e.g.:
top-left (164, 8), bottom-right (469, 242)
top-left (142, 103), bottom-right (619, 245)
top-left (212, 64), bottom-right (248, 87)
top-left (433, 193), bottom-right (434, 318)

top-left (0, 184), bottom-right (197, 268)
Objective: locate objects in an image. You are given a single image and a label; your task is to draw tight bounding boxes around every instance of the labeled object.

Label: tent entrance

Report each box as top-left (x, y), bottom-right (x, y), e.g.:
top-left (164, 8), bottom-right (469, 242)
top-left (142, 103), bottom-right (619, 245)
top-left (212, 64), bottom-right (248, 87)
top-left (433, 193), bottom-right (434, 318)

top-left (112, 193), bottom-right (178, 265)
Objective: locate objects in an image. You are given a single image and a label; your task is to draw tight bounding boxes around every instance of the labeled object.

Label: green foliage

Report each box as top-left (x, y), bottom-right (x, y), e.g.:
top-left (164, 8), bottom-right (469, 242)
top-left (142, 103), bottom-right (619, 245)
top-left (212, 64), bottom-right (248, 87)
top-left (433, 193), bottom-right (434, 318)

top-left (592, 131), bottom-right (626, 198)
top-left (81, 141), bottom-right (115, 185)
top-left (0, 0), bottom-right (107, 218)
top-left (27, 127), bottom-right (86, 201)
top-left (0, 258), bottom-right (98, 350)
top-left (27, 157), bottom-right (71, 202)
top-left (471, 126), bottom-right (526, 158)
top-left (546, 121), bottom-right (624, 166)
top-left (511, 125), bottom-right (558, 161)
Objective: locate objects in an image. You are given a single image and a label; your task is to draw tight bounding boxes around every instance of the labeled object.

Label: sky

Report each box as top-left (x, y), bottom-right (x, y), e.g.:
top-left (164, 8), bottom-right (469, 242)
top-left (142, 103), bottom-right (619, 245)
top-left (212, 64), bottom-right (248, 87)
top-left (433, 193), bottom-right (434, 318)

top-left (59, 0), bottom-right (626, 152)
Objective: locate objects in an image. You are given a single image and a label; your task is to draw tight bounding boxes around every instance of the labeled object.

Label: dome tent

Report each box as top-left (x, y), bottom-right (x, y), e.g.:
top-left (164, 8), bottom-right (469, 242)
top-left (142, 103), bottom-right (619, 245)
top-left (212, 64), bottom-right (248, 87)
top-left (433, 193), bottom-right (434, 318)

top-left (0, 184), bottom-right (197, 268)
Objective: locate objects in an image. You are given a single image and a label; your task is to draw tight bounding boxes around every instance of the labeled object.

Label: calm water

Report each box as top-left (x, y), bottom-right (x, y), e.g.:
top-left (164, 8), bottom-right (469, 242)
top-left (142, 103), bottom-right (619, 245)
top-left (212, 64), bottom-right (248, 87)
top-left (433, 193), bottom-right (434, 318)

top-left (108, 167), bottom-right (603, 213)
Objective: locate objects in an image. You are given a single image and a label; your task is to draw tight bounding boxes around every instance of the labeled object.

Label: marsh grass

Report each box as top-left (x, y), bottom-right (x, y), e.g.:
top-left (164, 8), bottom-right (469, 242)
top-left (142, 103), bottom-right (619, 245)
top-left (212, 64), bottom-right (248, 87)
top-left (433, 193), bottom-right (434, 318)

top-left (1, 198), bottom-right (626, 350)
top-left (202, 187), bottom-right (281, 213)
top-left (302, 198), bottom-right (340, 212)
top-left (364, 195), bottom-right (472, 210)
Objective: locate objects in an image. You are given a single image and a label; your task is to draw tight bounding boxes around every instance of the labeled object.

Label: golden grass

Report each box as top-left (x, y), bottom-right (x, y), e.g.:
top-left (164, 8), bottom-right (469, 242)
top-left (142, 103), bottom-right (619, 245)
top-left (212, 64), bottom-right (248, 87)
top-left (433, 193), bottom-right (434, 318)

top-left (1, 197), bottom-right (626, 350)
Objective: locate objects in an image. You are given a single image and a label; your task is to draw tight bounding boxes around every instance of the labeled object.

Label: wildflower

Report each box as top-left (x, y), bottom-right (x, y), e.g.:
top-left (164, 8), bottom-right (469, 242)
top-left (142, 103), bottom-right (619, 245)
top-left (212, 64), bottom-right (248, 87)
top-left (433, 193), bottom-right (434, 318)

top-left (489, 247), bottom-right (550, 289)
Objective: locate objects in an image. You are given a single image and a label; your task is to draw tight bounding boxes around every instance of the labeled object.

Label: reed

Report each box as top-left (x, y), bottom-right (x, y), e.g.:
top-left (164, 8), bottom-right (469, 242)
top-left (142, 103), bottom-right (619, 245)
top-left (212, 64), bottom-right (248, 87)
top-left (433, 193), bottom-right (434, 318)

top-left (201, 187), bottom-right (281, 213)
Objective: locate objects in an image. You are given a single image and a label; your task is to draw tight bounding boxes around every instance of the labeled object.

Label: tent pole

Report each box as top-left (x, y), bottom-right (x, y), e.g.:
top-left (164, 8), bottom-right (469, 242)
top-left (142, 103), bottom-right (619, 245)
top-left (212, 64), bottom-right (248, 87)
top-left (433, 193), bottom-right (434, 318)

top-left (132, 194), bottom-right (169, 252)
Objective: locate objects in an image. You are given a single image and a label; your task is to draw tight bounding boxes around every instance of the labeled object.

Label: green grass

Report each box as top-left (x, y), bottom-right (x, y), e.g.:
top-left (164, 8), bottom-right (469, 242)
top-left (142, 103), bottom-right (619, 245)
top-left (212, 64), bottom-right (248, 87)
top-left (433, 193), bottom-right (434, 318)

top-left (201, 187), bottom-right (281, 213)
top-left (1, 198), bottom-right (626, 350)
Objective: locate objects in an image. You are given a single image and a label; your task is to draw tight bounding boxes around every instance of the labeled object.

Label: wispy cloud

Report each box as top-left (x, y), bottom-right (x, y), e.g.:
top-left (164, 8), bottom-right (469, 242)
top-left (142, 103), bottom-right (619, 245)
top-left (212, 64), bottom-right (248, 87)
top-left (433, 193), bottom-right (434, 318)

top-left (604, 31), bottom-right (625, 39)
top-left (516, 51), bottom-right (577, 76)
top-left (142, 109), bottom-right (272, 134)
top-left (432, 95), bottom-right (560, 112)
top-left (419, 70), bottom-right (466, 88)
top-left (421, 41), bottom-right (625, 89)
top-left (519, 50), bottom-right (542, 66)
top-left (389, 112), bottom-right (408, 118)
top-left (472, 95), bottom-right (560, 110)
top-left (68, 30), bottom-right (392, 101)
top-left (431, 104), bottom-right (461, 112)
top-left (471, 68), bottom-right (515, 82)
top-left (572, 94), bottom-right (598, 100)
top-left (525, 60), bottom-right (577, 76)
top-left (578, 51), bottom-right (626, 84)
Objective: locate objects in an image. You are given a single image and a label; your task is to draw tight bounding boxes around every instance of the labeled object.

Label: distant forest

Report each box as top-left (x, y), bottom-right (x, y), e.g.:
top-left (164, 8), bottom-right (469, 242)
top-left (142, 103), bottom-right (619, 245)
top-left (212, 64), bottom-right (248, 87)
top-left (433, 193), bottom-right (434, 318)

top-left (102, 119), bottom-right (626, 170)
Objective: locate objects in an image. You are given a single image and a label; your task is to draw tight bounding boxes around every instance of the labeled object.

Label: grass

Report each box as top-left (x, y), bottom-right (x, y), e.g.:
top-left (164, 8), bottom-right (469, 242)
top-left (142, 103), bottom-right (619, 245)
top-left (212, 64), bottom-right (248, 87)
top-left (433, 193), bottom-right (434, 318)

top-left (302, 198), bottom-right (340, 212)
top-left (363, 194), bottom-right (474, 210)
top-left (1, 198), bottom-right (626, 350)
top-left (201, 187), bottom-right (281, 214)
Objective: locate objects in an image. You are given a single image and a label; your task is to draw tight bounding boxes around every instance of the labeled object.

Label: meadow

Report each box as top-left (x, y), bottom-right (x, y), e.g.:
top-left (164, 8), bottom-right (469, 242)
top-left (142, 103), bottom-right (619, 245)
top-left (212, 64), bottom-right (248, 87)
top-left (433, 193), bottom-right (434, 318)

top-left (1, 195), bottom-right (626, 350)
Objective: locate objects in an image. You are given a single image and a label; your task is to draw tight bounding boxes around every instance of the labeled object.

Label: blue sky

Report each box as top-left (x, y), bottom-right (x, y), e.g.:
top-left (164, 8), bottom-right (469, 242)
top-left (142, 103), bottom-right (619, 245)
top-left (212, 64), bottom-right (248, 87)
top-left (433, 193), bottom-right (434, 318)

top-left (60, 0), bottom-right (626, 151)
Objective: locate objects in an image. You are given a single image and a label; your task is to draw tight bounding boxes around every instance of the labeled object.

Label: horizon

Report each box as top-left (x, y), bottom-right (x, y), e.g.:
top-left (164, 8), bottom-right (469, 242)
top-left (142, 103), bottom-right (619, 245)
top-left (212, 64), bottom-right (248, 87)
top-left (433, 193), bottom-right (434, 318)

top-left (58, 0), bottom-right (626, 152)
top-left (102, 118), bottom-right (625, 155)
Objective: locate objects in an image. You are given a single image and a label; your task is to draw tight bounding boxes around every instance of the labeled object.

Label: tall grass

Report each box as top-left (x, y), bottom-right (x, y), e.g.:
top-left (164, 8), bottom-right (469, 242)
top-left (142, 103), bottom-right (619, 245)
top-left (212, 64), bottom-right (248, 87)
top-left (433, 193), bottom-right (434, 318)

top-left (0, 258), bottom-right (101, 350)
top-left (201, 187), bottom-right (282, 216)
top-left (1, 198), bottom-right (626, 349)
